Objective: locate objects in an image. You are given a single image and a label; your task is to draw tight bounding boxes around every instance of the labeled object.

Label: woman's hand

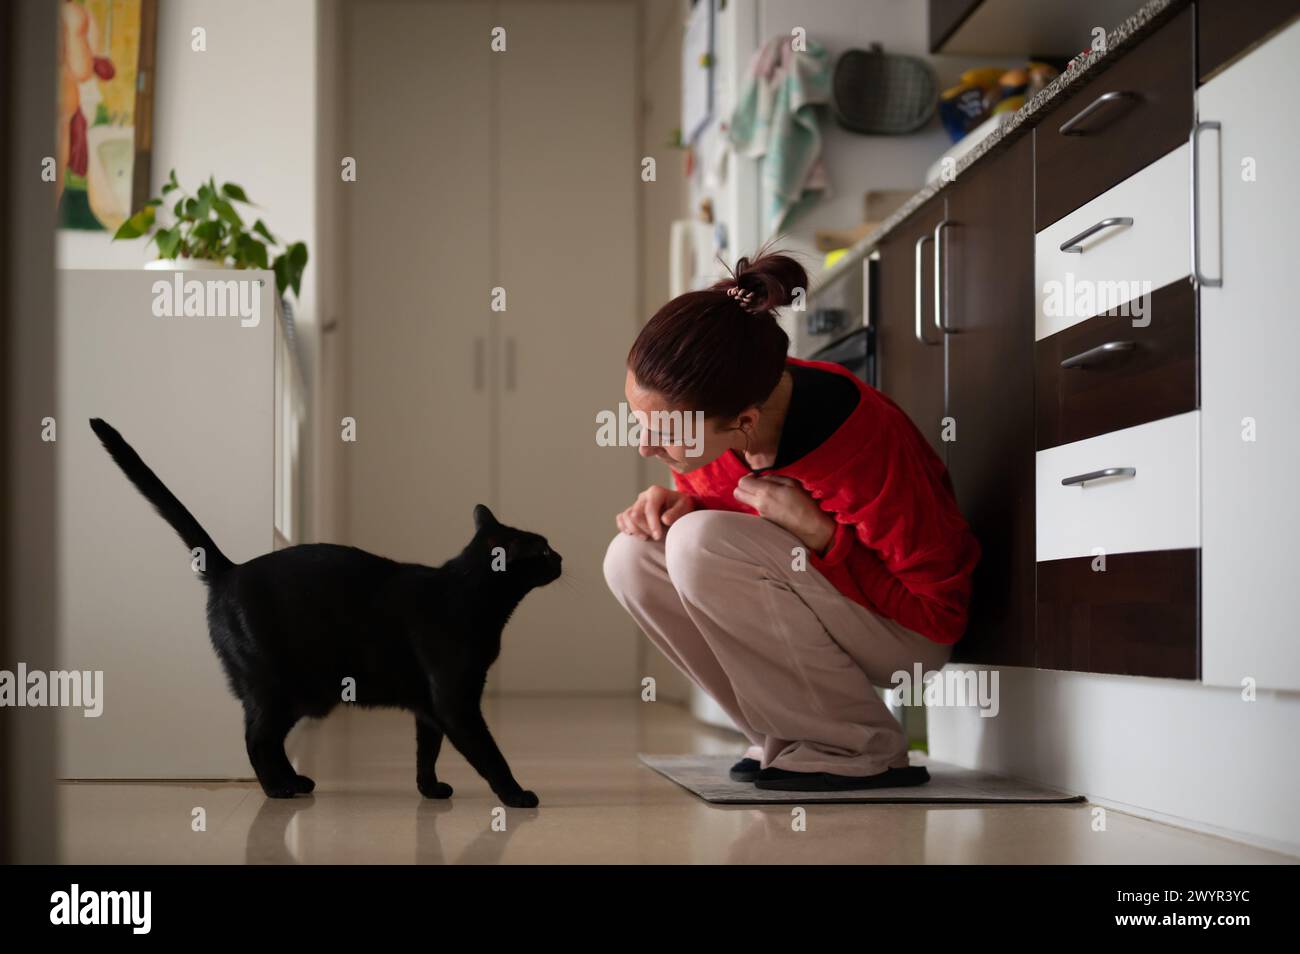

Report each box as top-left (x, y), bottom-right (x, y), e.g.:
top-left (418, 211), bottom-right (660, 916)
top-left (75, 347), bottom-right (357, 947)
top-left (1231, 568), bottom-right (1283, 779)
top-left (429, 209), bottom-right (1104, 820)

top-left (733, 474), bottom-right (836, 554)
top-left (616, 485), bottom-right (696, 541)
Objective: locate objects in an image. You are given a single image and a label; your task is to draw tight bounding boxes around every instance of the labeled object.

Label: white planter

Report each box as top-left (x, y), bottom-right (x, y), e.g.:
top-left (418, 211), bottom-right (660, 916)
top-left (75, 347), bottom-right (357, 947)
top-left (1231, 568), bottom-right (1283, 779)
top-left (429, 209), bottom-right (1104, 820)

top-left (142, 258), bottom-right (228, 271)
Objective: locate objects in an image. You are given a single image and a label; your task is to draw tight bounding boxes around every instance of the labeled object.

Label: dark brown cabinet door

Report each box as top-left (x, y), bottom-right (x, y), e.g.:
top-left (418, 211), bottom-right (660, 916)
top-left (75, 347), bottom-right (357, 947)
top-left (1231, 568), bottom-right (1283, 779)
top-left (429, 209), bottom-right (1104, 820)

top-left (873, 198), bottom-right (947, 460)
top-left (928, 0), bottom-right (982, 52)
top-left (1198, 0), bottom-right (1300, 81)
top-left (942, 137), bottom-right (1036, 667)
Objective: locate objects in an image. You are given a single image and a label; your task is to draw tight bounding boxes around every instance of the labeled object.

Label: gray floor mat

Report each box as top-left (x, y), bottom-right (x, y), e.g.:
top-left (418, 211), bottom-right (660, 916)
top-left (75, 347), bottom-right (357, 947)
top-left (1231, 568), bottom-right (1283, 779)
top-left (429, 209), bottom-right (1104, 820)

top-left (638, 754), bottom-right (1084, 804)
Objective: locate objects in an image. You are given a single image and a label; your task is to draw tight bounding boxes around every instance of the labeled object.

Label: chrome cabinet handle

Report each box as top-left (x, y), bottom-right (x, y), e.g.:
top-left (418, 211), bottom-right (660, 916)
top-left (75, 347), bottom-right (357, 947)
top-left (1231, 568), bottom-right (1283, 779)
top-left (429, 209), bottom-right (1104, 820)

top-left (1060, 340), bottom-right (1135, 369)
top-left (1058, 91), bottom-right (1136, 135)
top-left (473, 336), bottom-right (485, 391)
top-left (1061, 466), bottom-right (1137, 486)
top-left (933, 219), bottom-right (954, 334)
top-left (1190, 119), bottom-right (1223, 288)
top-left (505, 337), bottom-right (516, 392)
top-left (913, 233), bottom-right (938, 345)
top-left (1059, 216), bottom-right (1133, 253)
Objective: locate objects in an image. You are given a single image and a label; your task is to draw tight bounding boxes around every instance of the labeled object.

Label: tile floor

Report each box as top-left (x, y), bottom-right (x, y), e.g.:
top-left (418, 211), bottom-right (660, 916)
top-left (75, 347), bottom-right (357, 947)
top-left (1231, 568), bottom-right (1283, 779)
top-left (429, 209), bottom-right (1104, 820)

top-left (56, 697), bottom-right (1295, 864)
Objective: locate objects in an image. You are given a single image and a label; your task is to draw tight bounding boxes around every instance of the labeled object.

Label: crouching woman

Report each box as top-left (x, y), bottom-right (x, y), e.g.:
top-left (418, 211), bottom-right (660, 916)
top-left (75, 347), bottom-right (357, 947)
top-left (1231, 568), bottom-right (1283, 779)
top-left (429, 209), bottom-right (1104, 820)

top-left (603, 251), bottom-right (981, 792)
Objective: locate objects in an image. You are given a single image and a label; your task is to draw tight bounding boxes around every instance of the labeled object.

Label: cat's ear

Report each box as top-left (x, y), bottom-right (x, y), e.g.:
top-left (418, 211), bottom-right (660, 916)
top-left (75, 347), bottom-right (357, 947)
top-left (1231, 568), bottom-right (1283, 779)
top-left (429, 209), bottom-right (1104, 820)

top-left (473, 504), bottom-right (500, 532)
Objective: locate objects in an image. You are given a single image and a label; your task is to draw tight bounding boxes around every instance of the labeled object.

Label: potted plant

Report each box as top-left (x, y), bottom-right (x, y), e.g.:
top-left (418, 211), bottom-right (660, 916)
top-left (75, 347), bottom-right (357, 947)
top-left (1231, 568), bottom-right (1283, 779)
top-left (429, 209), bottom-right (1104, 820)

top-left (114, 169), bottom-right (308, 301)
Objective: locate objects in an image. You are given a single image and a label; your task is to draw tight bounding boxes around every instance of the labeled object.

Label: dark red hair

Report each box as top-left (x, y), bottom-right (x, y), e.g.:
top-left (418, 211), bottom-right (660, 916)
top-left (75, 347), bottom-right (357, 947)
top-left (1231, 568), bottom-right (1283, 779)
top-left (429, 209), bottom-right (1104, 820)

top-left (628, 251), bottom-right (807, 420)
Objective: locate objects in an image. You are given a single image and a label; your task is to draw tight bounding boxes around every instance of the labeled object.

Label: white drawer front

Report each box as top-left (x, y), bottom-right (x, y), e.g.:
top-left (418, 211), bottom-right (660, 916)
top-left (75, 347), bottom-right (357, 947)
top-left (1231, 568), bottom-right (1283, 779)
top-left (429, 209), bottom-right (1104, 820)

top-left (1035, 143), bottom-right (1190, 341)
top-left (1036, 411), bottom-right (1200, 562)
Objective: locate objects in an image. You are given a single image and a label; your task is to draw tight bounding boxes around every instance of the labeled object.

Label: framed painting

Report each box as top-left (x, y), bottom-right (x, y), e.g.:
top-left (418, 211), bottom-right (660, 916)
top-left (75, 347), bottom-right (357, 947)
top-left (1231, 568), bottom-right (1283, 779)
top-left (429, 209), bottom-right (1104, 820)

top-left (56, 0), bottom-right (157, 232)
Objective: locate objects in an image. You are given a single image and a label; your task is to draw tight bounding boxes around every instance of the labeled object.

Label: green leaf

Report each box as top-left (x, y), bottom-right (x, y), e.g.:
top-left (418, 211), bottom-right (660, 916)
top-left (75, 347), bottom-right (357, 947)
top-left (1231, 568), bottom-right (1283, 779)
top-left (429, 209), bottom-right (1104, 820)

top-left (155, 227), bottom-right (183, 259)
top-left (192, 220), bottom-right (223, 244)
top-left (274, 242), bottom-right (308, 298)
top-left (252, 219), bottom-right (276, 244)
top-left (222, 182), bottom-right (251, 204)
top-left (213, 198), bottom-right (243, 229)
top-left (161, 182), bottom-right (175, 195)
top-left (273, 256), bottom-right (290, 297)
top-left (235, 233), bottom-right (269, 269)
top-left (112, 205), bottom-right (155, 240)
top-left (144, 197), bottom-right (162, 208)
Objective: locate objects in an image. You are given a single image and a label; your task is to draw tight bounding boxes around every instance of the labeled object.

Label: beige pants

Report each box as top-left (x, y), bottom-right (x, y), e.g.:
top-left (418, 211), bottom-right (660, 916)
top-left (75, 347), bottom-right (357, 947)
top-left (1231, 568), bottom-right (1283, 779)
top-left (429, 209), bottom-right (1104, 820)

top-left (604, 509), bottom-right (952, 776)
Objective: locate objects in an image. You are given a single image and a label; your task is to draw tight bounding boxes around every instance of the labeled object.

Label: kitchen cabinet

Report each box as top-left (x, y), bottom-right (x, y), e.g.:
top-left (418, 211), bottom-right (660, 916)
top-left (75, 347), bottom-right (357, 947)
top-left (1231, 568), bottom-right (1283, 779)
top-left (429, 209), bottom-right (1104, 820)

top-left (943, 137), bottom-right (1037, 668)
top-left (1034, 5), bottom-right (1194, 230)
top-left (873, 198), bottom-right (948, 460)
top-left (832, 1), bottom-right (1300, 683)
top-left (56, 271), bottom-right (284, 778)
top-left (1197, 16), bottom-right (1300, 690)
top-left (1197, 0), bottom-right (1299, 81)
top-left (1035, 280), bottom-right (1196, 450)
top-left (871, 141), bottom-right (1035, 668)
top-left (1037, 548), bottom-right (1198, 678)
top-left (927, 0), bottom-right (1143, 56)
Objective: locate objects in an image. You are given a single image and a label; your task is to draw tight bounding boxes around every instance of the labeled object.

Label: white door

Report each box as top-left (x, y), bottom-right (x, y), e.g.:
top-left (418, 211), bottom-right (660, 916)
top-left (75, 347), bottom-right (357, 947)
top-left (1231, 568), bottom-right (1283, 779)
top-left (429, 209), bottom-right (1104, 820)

top-left (343, 0), bottom-right (495, 565)
top-left (342, 1), bottom-right (640, 693)
top-left (1198, 19), bottom-right (1300, 690)
top-left (494, 0), bottom-right (641, 692)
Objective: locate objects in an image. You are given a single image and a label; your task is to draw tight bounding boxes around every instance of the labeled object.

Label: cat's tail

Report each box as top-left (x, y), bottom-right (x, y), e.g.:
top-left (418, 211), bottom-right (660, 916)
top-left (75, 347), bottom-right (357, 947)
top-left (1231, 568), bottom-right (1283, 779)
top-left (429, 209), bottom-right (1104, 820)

top-left (88, 418), bottom-right (235, 580)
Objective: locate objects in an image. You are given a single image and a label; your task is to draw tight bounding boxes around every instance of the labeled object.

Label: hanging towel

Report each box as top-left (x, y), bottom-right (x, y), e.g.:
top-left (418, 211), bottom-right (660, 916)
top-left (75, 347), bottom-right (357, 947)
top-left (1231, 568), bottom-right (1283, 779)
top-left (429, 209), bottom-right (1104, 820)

top-left (728, 36), bottom-right (832, 236)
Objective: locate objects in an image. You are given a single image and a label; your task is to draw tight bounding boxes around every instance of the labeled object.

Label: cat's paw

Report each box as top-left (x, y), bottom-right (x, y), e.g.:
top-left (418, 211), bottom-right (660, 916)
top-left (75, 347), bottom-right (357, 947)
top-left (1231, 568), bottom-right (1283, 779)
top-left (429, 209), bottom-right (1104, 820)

top-left (293, 774), bottom-right (316, 794)
top-left (500, 789), bottom-right (539, 809)
top-left (262, 784), bottom-right (300, 799)
top-left (418, 779), bottom-right (454, 799)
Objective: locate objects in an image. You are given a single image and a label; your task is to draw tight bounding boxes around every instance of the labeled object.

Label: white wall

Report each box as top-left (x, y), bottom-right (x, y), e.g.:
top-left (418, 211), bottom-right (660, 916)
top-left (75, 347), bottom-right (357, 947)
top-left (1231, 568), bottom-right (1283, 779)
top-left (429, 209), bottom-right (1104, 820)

top-left (929, 668), bottom-right (1300, 855)
top-left (637, 0), bottom-right (693, 703)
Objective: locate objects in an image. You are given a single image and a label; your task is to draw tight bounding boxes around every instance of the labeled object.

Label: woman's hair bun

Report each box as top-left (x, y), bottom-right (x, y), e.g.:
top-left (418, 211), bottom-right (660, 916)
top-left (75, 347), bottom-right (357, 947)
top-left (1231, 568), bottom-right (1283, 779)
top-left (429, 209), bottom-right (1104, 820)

top-left (711, 250), bottom-right (808, 314)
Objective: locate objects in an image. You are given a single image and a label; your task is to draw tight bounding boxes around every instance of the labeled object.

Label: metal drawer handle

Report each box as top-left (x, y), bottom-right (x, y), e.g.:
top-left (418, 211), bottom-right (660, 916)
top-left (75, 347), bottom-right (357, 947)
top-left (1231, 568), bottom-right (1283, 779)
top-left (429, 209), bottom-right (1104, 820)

top-left (933, 219), bottom-right (954, 334)
top-left (1060, 216), bottom-right (1133, 253)
top-left (1060, 340), bottom-right (1135, 369)
top-left (1061, 466), bottom-right (1137, 486)
top-left (1059, 90), bottom-right (1136, 135)
top-left (1190, 119), bottom-right (1223, 288)
top-left (913, 233), bottom-right (938, 346)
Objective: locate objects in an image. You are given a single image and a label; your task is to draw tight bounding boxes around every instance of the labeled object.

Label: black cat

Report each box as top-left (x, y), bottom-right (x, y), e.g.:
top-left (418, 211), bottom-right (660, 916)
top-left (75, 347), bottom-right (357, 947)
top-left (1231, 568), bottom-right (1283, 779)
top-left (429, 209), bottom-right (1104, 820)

top-left (89, 418), bottom-right (559, 806)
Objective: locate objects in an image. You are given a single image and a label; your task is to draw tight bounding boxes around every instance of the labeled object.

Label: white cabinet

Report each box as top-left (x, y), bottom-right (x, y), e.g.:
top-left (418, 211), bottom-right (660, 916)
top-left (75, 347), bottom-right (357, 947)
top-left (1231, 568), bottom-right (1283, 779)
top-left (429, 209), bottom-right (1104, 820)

top-left (343, 0), bottom-right (641, 693)
top-left (57, 269), bottom-right (284, 778)
top-left (1034, 145), bottom-right (1191, 340)
top-left (1197, 19), bottom-right (1300, 690)
top-left (1036, 412), bottom-right (1200, 563)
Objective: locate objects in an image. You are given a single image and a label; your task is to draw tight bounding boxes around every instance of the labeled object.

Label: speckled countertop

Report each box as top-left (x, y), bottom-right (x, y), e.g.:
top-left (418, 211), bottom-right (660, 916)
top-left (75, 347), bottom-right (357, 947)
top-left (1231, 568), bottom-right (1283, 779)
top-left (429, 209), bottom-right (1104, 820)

top-left (808, 0), bottom-right (1188, 297)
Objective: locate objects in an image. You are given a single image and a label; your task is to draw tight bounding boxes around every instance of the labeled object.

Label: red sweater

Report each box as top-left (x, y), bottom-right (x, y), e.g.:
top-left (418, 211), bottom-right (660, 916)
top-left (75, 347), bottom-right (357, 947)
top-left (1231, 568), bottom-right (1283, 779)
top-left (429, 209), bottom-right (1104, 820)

top-left (672, 358), bottom-right (981, 645)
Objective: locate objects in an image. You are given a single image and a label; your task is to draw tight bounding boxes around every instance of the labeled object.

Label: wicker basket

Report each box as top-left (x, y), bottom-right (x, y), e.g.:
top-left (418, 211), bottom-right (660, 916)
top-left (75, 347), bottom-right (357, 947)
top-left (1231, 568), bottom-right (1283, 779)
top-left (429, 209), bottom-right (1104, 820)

top-left (832, 44), bottom-right (937, 135)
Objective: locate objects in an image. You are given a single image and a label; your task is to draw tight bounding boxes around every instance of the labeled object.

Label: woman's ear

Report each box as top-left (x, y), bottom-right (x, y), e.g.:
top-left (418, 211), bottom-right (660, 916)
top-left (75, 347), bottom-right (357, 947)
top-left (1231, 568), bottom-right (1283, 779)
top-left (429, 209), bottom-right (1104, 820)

top-left (732, 406), bottom-right (762, 438)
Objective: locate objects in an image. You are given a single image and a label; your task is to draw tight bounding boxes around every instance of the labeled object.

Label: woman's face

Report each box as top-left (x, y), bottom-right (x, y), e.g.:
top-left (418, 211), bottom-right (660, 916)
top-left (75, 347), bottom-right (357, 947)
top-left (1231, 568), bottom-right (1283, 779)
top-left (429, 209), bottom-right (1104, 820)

top-left (624, 370), bottom-right (745, 473)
